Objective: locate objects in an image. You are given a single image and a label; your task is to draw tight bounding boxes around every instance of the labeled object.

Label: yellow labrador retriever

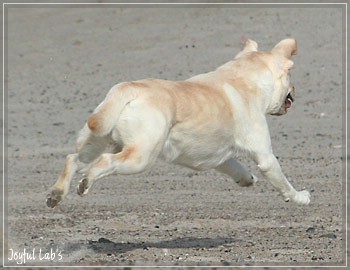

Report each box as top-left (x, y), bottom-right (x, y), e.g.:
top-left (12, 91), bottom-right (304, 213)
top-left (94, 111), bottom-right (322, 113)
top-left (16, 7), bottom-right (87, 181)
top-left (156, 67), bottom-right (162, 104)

top-left (47, 38), bottom-right (310, 208)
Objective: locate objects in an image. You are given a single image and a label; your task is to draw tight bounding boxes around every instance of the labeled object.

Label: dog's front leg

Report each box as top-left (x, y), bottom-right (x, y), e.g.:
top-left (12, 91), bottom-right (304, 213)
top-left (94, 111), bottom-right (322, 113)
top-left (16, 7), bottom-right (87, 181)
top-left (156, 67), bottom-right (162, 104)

top-left (216, 158), bottom-right (258, 187)
top-left (254, 153), bottom-right (311, 205)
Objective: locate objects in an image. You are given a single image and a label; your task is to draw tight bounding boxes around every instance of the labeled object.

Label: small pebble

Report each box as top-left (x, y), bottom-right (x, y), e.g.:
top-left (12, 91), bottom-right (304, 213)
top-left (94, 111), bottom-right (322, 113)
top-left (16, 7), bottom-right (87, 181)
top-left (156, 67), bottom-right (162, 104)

top-left (320, 233), bottom-right (337, 239)
top-left (306, 227), bottom-right (316, 233)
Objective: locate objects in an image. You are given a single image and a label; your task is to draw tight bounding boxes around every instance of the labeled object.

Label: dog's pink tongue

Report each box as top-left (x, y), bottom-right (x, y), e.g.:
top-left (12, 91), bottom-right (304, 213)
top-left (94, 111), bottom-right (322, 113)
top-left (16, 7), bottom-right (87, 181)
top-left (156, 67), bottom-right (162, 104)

top-left (285, 99), bottom-right (292, 109)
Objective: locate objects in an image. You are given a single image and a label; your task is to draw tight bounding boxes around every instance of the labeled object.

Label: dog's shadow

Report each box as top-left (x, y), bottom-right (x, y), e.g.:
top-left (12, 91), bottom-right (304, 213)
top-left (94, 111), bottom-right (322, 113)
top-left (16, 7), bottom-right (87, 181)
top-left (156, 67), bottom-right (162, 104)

top-left (66, 236), bottom-right (240, 256)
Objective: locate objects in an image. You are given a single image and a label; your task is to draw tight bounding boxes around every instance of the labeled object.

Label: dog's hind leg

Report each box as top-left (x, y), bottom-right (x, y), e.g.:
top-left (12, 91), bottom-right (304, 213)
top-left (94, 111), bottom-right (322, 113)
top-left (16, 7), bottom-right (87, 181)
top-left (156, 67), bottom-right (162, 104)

top-left (76, 102), bottom-right (169, 196)
top-left (76, 145), bottom-right (153, 196)
top-left (46, 125), bottom-right (109, 208)
top-left (46, 153), bottom-right (81, 208)
top-left (216, 158), bottom-right (258, 187)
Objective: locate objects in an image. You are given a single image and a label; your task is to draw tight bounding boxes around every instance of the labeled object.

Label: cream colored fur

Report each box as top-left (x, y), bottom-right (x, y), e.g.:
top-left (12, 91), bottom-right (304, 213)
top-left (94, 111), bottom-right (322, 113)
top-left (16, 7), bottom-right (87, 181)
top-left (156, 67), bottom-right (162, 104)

top-left (46, 38), bottom-right (311, 208)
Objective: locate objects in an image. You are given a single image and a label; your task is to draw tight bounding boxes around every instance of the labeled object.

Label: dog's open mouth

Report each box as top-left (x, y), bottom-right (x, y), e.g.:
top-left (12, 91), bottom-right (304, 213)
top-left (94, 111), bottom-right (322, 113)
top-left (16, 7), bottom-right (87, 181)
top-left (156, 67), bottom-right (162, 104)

top-left (285, 92), bottom-right (294, 109)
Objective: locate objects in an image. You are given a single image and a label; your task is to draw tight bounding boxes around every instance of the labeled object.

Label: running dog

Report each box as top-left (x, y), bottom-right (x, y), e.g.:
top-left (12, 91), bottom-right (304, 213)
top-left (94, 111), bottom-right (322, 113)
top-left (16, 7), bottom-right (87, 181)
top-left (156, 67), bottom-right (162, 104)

top-left (46, 38), bottom-right (311, 208)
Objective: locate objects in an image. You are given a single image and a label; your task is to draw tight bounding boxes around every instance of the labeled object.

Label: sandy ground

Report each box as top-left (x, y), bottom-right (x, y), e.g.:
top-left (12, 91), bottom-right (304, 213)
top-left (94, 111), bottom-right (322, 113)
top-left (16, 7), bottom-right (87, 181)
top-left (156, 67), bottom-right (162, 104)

top-left (4, 5), bottom-right (346, 268)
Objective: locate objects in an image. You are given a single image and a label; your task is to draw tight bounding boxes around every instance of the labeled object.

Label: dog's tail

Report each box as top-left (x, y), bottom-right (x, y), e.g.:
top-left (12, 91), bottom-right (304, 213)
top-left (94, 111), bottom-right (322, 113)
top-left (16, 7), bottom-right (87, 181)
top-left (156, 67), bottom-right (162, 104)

top-left (87, 83), bottom-right (137, 137)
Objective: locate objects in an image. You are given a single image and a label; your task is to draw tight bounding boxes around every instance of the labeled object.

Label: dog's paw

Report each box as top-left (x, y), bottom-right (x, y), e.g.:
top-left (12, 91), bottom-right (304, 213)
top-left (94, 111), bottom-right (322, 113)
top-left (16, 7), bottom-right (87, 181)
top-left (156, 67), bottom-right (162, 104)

top-left (77, 177), bottom-right (89, 196)
top-left (285, 190), bottom-right (311, 205)
top-left (239, 174), bottom-right (258, 187)
top-left (46, 189), bottom-right (64, 208)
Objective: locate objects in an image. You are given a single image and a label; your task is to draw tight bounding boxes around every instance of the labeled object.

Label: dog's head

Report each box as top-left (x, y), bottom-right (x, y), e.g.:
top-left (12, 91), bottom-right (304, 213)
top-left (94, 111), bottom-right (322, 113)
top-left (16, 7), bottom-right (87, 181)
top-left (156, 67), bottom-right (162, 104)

top-left (269, 39), bottom-right (297, 116)
top-left (234, 38), bottom-right (297, 116)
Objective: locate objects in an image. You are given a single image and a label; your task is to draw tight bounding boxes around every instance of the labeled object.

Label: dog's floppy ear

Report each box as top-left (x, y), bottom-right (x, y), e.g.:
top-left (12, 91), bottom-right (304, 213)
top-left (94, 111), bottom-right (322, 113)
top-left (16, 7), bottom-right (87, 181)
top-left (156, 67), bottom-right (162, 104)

top-left (234, 37), bottom-right (258, 59)
top-left (272, 39), bottom-right (296, 77)
top-left (275, 58), bottom-right (294, 78)
top-left (272, 38), bottom-right (297, 59)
